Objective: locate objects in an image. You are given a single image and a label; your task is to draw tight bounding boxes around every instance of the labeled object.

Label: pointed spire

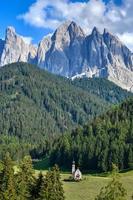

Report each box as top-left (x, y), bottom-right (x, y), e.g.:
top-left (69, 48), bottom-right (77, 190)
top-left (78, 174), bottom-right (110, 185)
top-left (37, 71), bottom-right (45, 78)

top-left (5, 26), bottom-right (16, 41)
top-left (6, 26), bottom-right (15, 33)
top-left (72, 160), bottom-right (75, 176)
top-left (103, 28), bottom-right (109, 34)
top-left (92, 27), bottom-right (100, 35)
top-left (103, 28), bottom-right (113, 36)
top-left (52, 20), bottom-right (85, 41)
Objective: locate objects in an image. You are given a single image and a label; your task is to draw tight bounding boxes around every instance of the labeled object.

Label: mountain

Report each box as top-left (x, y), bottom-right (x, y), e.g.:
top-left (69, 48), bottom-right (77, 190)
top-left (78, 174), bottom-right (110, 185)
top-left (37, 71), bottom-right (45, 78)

top-left (36, 22), bottom-right (133, 90)
top-left (50, 98), bottom-right (133, 172)
top-left (0, 21), bottom-right (133, 91)
top-left (37, 21), bottom-right (85, 77)
top-left (0, 27), bottom-right (37, 66)
top-left (0, 62), bottom-right (131, 159)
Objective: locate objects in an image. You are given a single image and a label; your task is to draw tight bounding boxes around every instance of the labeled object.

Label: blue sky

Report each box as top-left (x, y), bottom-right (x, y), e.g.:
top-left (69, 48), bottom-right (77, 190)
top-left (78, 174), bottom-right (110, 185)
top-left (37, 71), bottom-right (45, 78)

top-left (1, 0), bottom-right (133, 51)
top-left (0, 0), bottom-right (51, 43)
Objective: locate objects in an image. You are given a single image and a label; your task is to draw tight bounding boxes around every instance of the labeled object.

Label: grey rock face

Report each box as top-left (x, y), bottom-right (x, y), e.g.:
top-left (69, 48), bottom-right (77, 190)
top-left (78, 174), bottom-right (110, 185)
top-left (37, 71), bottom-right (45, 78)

top-left (74, 27), bottom-right (133, 91)
top-left (0, 22), bottom-right (133, 91)
top-left (0, 27), bottom-right (37, 66)
top-left (37, 22), bottom-right (133, 91)
top-left (37, 21), bottom-right (85, 77)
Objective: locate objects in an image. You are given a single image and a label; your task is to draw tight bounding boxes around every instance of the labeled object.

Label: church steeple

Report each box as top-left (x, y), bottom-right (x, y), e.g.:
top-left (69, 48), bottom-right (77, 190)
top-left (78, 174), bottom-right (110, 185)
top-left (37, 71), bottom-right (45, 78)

top-left (72, 160), bottom-right (75, 176)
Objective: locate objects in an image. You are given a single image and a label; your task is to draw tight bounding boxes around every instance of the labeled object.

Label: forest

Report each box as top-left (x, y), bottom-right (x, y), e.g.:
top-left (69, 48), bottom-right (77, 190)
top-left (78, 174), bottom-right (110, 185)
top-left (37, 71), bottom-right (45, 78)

top-left (50, 98), bottom-right (133, 172)
top-left (0, 62), bottom-right (132, 169)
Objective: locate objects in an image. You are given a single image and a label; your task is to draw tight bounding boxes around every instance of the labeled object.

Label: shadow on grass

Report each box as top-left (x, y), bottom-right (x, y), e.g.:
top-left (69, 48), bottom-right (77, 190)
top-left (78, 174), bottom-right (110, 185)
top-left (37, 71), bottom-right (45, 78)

top-left (33, 157), bottom-right (50, 170)
top-left (33, 160), bottom-right (110, 177)
top-left (33, 158), bottom-right (133, 178)
top-left (119, 168), bottom-right (133, 174)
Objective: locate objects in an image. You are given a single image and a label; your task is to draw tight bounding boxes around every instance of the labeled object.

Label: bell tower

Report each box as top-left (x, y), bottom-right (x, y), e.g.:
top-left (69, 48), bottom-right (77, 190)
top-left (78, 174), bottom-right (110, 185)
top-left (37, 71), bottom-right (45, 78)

top-left (72, 160), bottom-right (75, 176)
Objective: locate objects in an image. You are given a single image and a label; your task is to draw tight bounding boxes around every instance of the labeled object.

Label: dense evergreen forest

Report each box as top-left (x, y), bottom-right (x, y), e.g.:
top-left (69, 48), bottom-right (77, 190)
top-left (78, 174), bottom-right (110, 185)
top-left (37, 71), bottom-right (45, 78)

top-left (50, 98), bottom-right (133, 172)
top-left (72, 78), bottom-right (131, 104)
top-left (0, 62), bottom-right (132, 160)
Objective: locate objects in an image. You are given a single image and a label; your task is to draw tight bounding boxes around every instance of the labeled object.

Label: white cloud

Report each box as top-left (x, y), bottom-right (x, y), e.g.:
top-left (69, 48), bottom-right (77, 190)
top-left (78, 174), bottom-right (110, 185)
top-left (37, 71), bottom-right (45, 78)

top-left (18, 0), bottom-right (133, 51)
top-left (117, 32), bottom-right (133, 51)
top-left (21, 36), bottom-right (33, 44)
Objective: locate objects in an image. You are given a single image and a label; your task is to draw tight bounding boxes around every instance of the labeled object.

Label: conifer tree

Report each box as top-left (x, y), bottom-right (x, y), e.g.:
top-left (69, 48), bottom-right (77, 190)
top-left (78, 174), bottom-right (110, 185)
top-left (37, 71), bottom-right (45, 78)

top-left (16, 156), bottom-right (34, 200)
top-left (29, 172), bottom-right (44, 200)
top-left (0, 152), bottom-right (16, 200)
top-left (95, 169), bottom-right (127, 200)
top-left (39, 165), bottom-right (65, 200)
top-left (52, 165), bottom-right (65, 200)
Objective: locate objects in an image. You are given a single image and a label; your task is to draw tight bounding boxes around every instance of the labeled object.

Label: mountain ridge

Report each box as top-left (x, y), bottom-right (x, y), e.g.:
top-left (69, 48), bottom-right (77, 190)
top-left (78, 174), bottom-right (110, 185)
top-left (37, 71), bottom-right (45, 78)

top-left (0, 21), bottom-right (133, 91)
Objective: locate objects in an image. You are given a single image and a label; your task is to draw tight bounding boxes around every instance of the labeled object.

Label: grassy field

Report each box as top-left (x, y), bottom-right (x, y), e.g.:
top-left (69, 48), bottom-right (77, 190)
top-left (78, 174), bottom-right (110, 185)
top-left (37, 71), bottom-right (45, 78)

top-left (62, 171), bottom-right (133, 200)
top-left (34, 160), bottom-right (133, 200)
top-left (35, 169), bottom-right (133, 200)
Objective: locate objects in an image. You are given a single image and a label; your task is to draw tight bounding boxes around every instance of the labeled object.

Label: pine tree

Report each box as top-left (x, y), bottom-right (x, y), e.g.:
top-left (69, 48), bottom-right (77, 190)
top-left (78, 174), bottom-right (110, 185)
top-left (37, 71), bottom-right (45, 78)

top-left (0, 152), bottom-right (16, 200)
top-left (39, 165), bottom-right (65, 200)
top-left (52, 165), bottom-right (65, 200)
top-left (95, 171), bottom-right (127, 200)
top-left (29, 172), bottom-right (44, 200)
top-left (16, 156), bottom-right (34, 200)
top-left (38, 172), bottom-right (48, 200)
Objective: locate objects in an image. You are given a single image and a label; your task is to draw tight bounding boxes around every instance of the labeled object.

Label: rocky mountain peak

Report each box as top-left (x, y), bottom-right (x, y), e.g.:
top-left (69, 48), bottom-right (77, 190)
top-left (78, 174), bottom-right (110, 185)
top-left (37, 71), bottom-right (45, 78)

top-left (0, 21), bottom-right (133, 91)
top-left (103, 28), bottom-right (110, 35)
top-left (52, 20), bottom-right (85, 43)
top-left (0, 26), bottom-right (37, 66)
top-left (5, 26), bottom-right (17, 40)
top-left (92, 27), bottom-right (100, 35)
top-left (89, 27), bottom-right (102, 43)
top-left (6, 26), bottom-right (16, 34)
top-left (67, 21), bottom-right (85, 38)
top-left (103, 28), bottom-right (122, 46)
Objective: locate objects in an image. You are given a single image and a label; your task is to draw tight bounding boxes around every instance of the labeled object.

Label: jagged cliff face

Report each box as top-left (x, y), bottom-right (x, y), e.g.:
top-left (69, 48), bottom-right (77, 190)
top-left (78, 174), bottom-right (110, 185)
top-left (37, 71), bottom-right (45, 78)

top-left (0, 27), bottom-right (37, 66)
top-left (81, 27), bottom-right (133, 90)
top-left (37, 21), bottom-right (85, 77)
top-left (0, 21), bottom-right (133, 91)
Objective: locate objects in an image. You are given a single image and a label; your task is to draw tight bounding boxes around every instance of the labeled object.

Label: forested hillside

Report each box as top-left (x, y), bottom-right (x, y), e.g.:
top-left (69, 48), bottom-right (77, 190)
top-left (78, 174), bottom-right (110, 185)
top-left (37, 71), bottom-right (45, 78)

top-left (0, 62), bottom-right (132, 159)
top-left (72, 78), bottom-right (132, 104)
top-left (50, 98), bottom-right (133, 171)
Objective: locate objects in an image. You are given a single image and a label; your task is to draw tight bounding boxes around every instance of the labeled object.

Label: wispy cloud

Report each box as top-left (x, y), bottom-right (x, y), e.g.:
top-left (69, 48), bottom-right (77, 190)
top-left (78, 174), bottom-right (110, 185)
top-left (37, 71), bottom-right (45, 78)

top-left (21, 36), bottom-right (33, 44)
top-left (117, 32), bottom-right (133, 51)
top-left (18, 0), bottom-right (133, 50)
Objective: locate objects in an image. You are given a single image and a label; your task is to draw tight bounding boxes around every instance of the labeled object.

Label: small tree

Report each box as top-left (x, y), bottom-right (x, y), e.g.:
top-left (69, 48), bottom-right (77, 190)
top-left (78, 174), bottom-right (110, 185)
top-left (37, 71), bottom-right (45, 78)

top-left (39, 165), bottom-right (65, 200)
top-left (16, 156), bottom-right (35, 200)
top-left (111, 163), bottom-right (119, 174)
top-left (95, 170), bottom-right (127, 200)
top-left (0, 152), bottom-right (16, 200)
top-left (29, 172), bottom-right (44, 200)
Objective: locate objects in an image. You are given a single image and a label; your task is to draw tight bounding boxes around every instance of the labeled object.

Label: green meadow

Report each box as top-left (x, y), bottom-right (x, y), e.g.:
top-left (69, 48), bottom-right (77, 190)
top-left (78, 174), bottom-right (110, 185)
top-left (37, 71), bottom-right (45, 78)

top-left (34, 162), bottom-right (133, 200)
top-left (33, 159), bottom-right (133, 200)
top-left (62, 171), bottom-right (133, 200)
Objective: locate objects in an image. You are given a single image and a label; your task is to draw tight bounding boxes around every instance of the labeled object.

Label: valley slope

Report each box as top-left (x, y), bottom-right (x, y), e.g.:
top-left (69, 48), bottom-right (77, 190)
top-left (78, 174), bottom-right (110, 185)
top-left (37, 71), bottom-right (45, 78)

top-left (50, 98), bottom-right (133, 171)
top-left (0, 62), bottom-right (132, 159)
